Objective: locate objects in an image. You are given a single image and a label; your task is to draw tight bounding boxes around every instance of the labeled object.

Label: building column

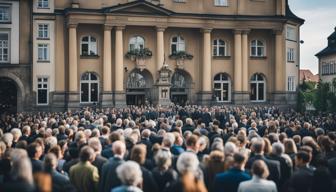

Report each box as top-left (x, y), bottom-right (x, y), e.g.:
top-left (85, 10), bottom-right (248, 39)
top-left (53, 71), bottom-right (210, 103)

top-left (102, 24), bottom-right (113, 106)
top-left (233, 30), bottom-right (243, 103)
top-left (68, 24), bottom-right (78, 92)
top-left (242, 30), bottom-right (249, 92)
top-left (114, 26), bottom-right (126, 107)
top-left (156, 27), bottom-right (165, 72)
top-left (275, 30), bottom-right (284, 92)
top-left (67, 23), bottom-right (80, 109)
top-left (198, 28), bottom-right (212, 105)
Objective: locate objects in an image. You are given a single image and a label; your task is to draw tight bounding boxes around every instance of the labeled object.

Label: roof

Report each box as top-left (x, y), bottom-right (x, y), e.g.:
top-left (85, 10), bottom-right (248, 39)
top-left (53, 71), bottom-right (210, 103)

top-left (316, 27), bottom-right (336, 57)
top-left (300, 69), bottom-right (319, 82)
top-left (285, 0), bottom-right (305, 24)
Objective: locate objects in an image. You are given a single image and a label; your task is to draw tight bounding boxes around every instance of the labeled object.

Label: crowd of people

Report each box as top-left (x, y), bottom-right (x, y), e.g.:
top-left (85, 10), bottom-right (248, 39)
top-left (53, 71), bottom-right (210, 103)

top-left (0, 105), bottom-right (336, 192)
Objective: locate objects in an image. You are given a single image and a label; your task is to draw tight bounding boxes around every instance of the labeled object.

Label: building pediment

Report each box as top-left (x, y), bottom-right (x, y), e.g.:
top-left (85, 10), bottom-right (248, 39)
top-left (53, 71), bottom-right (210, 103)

top-left (102, 1), bottom-right (174, 16)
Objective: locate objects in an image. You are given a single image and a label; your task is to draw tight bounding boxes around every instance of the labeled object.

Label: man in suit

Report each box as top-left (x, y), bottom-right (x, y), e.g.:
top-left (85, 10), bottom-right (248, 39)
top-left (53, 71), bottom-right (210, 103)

top-left (69, 146), bottom-right (99, 192)
top-left (100, 140), bottom-right (126, 192)
top-left (213, 152), bottom-right (251, 192)
top-left (246, 138), bottom-right (281, 187)
top-left (88, 137), bottom-right (108, 176)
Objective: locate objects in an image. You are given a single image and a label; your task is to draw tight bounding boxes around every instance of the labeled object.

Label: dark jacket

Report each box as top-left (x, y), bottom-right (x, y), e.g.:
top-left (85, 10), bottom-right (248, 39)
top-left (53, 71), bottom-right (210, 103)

top-left (50, 170), bottom-right (76, 192)
top-left (92, 154), bottom-right (108, 176)
top-left (213, 168), bottom-right (251, 192)
top-left (141, 166), bottom-right (159, 192)
top-left (284, 166), bottom-right (314, 192)
top-left (152, 168), bottom-right (178, 192)
top-left (100, 156), bottom-right (124, 192)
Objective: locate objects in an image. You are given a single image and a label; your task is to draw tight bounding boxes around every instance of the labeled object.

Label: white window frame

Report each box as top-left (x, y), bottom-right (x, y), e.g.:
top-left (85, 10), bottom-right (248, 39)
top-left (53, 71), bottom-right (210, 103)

top-left (171, 35), bottom-right (185, 54)
top-left (0, 32), bottom-right (9, 63)
top-left (80, 35), bottom-right (98, 56)
top-left (286, 26), bottom-right (297, 41)
top-left (174, 0), bottom-right (186, 3)
top-left (250, 39), bottom-right (266, 57)
top-left (0, 6), bottom-right (10, 22)
top-left (213, 73), bottom-right (231, 102)
top-left (287, 76), bottom-right (296, 92)
top-left (250, 74), bottom-right (266, 102)
top-left (214, 0), bottom-right (228, 6)
top-left (37, 77), bottom-right (49, 105)
top-left (80, 72), bottom-right (99, 103)
top-left (37, 44), bottom-right (49, 61)
top-left (129, 36), bottom-right (145, 51)
top-left (287, 48), bottom-right (295, 62)
top-left (38, 24), bottom-right (49, 39)
top-left (213, 39), bottom-right (228, 56)
top-left (38, 0), bottom-right (49, 9)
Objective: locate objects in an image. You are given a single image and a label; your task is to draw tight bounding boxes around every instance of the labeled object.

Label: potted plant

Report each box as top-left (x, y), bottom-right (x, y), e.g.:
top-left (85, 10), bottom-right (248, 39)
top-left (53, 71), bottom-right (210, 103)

top-left (169, 51), bottom-right (193, 68)
top-left (125, 48), bottom-right (152, 71)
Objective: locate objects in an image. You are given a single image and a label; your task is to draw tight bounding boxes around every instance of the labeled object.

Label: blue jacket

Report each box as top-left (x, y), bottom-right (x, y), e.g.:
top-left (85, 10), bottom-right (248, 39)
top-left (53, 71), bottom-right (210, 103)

top-left (213, 168), bottom-right (251, 192)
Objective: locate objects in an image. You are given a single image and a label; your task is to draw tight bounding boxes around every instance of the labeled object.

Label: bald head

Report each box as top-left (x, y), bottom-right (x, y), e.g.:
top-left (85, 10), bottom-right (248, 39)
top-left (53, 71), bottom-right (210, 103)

top-left (112, 140), bottom-right (126, 157)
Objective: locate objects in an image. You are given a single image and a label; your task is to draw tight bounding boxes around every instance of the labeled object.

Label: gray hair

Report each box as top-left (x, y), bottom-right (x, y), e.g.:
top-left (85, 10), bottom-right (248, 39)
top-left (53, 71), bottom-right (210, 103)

top-left (272, 142), bottom-right (285, 156)
top-left (224, 142), bottom-right (238, 156)
top-left (45, 136), bottom-right (58, 148)
top-left (116, 161), bottom-right (143, 186)
top-left (162, 133), bottom-right (175, 148)
top-left (10, 149), bottom-right (34, 185)
top-left (88, 137), bottom-right (102, 153)
top-left (176, 152), bottom-right (199, 174)
top-left (11, 128), bottom-right (22, 141)
top-left (154, 149), bottom-right (172, 170)
top-left (176, 120), bottom-right (183, 127)
top-left (2, 133), bottom-right (14, 147)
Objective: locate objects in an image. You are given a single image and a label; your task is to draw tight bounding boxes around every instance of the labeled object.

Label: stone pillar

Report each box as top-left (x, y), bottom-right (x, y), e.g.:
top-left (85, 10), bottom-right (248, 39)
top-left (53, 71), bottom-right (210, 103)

top-left (273, 29), bottom-right (286, 104)
top-left (67, 23), bottom-right (80, 109)
top-left (102, 24), bottom-right (113, 107)
top-left (233, 30), bottom-right (243, 103)
top-left (240, 30), bottom-right (250, 103)
top-left (68, 24), bottom-right (78, 92)
top-left (156, 27), bottom-right (165, 73)
top-left (114, 26), bottom-right (126, 107)
top-left (198, 28), bottom-right (212, 106)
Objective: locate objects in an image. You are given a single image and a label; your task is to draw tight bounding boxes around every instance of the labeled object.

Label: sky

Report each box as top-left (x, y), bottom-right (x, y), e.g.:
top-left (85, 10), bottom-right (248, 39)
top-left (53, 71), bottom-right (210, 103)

top-left (289, 0), bottom-right (336, 74)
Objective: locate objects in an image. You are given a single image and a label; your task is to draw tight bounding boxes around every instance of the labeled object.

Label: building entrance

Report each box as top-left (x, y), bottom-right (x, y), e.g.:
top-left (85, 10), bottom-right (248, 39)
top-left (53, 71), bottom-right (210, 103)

top-left (171, 94), bottom-right (187, 106)
top-left (126, 69), bottom-right (153, 106)
top-left (0, 78), bottom-right (17, 113)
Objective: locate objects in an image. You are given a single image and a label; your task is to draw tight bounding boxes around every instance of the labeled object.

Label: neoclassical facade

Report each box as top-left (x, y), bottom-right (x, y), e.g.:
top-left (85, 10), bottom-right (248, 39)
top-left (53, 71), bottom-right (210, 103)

top-left (316, 27), bottom-right (336, 92)
top-left (29, 0), bottom-right (304, 111)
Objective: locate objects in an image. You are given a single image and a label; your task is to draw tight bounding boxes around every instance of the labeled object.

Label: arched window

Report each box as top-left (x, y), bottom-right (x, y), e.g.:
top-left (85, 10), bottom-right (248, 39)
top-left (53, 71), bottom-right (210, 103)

top-left (171, 36), bottom-right (185, 54)
top-left (127, 71), bottom-right (146, 89)
top-left (129, 36), bottom-right (145, 51)
top-left (213, 39), bottom-right (227, 56)
top-left (213, 73), bottom-right (231, 102)
top-left (250, 40), bottom-right (265, 57)
top-left (80, 72), bottom-right (99, 103)
top-left (81, 36), bottom-right (97, 56)
top-left (250, 73), bottom-right (266, 102)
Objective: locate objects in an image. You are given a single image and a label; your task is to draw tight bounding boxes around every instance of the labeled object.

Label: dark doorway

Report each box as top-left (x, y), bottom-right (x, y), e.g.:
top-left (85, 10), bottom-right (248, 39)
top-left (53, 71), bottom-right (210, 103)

top-left (126, 94), bottom-right (145, 106)
top-left (0, 78), bottom-right (17, 113)
top-left (171, 94), bottom-right (187, 106)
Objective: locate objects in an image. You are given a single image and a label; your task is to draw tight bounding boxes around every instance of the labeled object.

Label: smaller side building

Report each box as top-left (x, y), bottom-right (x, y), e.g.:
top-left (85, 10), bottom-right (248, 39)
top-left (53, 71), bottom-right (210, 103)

top-left (299, 69), bottom-right (319, 84)
top-left (316, 27), bottom-right (336, 92)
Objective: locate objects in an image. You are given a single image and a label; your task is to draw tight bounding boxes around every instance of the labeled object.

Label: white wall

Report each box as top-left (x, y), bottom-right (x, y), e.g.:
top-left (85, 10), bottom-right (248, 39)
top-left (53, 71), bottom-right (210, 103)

top-left (285, 23), bottom-right (300, 91)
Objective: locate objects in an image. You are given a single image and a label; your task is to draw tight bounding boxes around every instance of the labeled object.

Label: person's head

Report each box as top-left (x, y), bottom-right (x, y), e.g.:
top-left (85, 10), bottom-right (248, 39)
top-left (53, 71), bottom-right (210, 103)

top-left (295, 150), bottom-right (311, 167)
top-left (224, 142), bottom-right (238, 157)
top-left (10, 149), bottom-right (34, 185)
top-left (272, 142), bottom-right (284, 156)
top-left (141, 129), bottom-right (151, 139)
top-left (79, 146), bottom-right (95, 162)
top-left (162, 133), bottom-right (175, 148)
top-left (22, 125), bottom-right (31, 136)
top-left (154, 148), bottom-right (172, 171)
top-left (252, 160), bottom-right (269, 179)
top-left (251, 138), bottom-right (265, 154)
top-left (48, 145), bottom-right (62, 160)
top-left (186, 134), bottom-right (199, 153)
top-left (44, 153), bottom-right (58, 172)
top-left (284, 138), bottom-right (297, 154)
top-left (0, 141), bottom-right (6, 158)
top-left (88, 137), bottom-right (102, 154)
top-left (27, 142), bottom-right (43, 160)
top-left (11, 128), bottom-right (22, 142)
top-left (233, 152), bottom-right (248, 169)
top-left (112, 140), bottom-right (126, 158)
top-left (2, 133), bottom-right (13, 148)
top-left (116, 161), bottom-right (143, 187)
top-left (130, 144), bottom-right (147, 165)
top-left (176, 152), bottom-right (199, 175)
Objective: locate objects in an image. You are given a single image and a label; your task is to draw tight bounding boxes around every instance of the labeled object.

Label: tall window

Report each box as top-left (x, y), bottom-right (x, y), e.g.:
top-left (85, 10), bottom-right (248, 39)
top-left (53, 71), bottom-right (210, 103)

top-left (38, 24), bottom-right (49, 39)
top-left (287, 48), bottom-right (295, 62)
top-left (250, 40), bottom-right (265, 57)
top-left (38, 0), bottom-right (49, 8)
top-left (213, 73), bottom-right (231, 102)
top-left (171, 36), bottom-right (185, 54)
top-left (286, 26), bottom-right (296, 41)
top-left (81, 36), bottom-right (97, 56)
top-left (214, 0), bottom-right (228, 6)
top-left (38, 44), bottom-right (49, 61)
top-left (250, 73), bottom-right (266, 102)
top-left (37, 77), bottom-right (48, 105)
top-left (0, 33), bottom-right (9, 62)
top-left (213, 39), bottom-right (227, 56)
top-left (81, 72), bottom-right (99, 103)
top-left (0, 6), bottom-right (10, 22)
top-left (288, 76), bottom-right (296, 92)
top-left (129, 36), bottom-right (145, 51)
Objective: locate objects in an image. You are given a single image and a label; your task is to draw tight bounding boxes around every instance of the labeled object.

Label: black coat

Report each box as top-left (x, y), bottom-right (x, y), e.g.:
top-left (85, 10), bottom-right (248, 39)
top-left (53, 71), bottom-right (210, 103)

top-left (152, 168), bottom-right (178, 192)
top-left (284, 166), bottom-right (314, 192)
top-left (268, 154), bottom-right (293, 187)
top-left (50, 170), bottom-right (76, 192)
top-left (141, 166), bottom-right (159, 192)
top-left (92, 155), bottom-right (108, 176)
top-left (100, 156), bottom-right (124, 192)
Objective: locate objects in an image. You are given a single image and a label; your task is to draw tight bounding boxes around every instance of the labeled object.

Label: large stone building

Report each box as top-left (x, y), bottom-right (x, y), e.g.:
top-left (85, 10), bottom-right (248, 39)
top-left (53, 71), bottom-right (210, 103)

top-left (0, 0), bottom-right (304, 112)
top-left (316, 27), bottom-right (336, 92)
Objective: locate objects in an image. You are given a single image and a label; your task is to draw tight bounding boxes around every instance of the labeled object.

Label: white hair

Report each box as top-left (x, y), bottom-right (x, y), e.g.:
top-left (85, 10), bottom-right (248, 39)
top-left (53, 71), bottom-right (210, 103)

top-left (11, 128), bottom-right (22, 141)
top-left (88, 137), bottom-right (102, 153)
top-left (116, 161), bottom-right (143, 186)
top-left (45, 136), bottom-right (58, 147)
top-left (162, 133), bottom-right (175, 148)
top-left (154, 149), bottom-right (172, 170)
top-left (2, 133), bottom-right (14, 147)
top-left (272, 142), bottom-right (284, 156)
top-left (224, 142), bottom-right (238, 156)
top-left (10, 149), bottom-right (34, 185)
top-left (176, 152), bottom-right (199, 174)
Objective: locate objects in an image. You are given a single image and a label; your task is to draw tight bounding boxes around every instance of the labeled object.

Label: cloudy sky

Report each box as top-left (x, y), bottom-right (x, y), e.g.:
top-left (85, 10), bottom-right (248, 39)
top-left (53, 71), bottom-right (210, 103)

top-left (289, 0), bottom-right (336, 74)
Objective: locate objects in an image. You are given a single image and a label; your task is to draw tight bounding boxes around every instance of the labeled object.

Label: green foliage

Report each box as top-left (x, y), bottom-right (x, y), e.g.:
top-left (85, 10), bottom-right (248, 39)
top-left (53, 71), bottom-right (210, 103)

top-left (125, 48), bottom-right (153, 60)
top-left (314, 81), bottom-right (330, 112)
top-left (169, 51), bottom-right (194, 60)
